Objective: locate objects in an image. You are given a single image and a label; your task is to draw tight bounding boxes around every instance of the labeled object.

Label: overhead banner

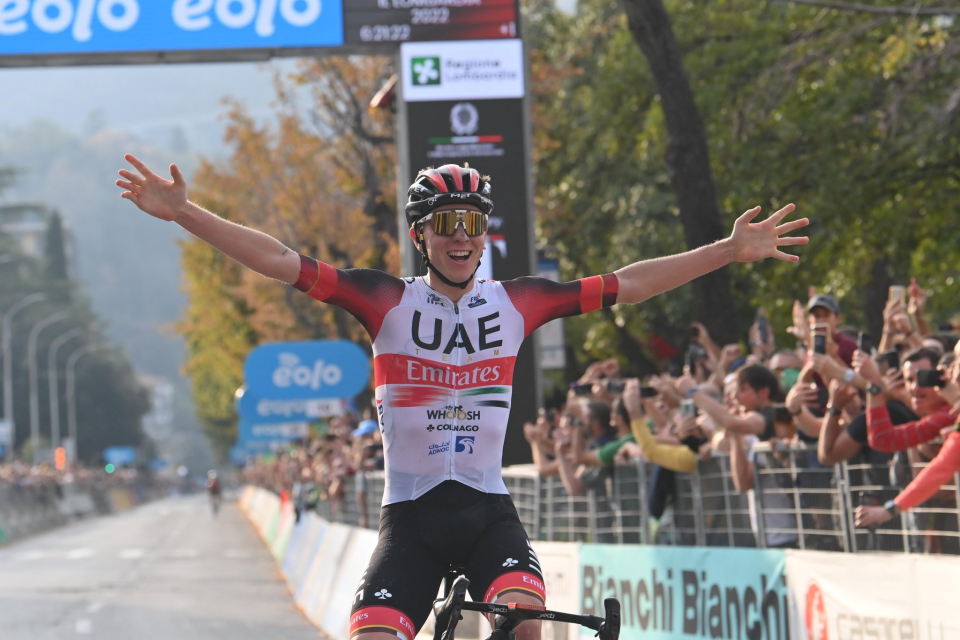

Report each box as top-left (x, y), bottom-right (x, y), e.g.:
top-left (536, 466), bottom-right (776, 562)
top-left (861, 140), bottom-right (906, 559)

top-left (344, 0), bottom-right (518, 45)
top-left (0, 0), bottom-right (344, 58)
top-left (785, 550), bottom-right (960, 640)
top-left (579, 545), bottom-right (789, 640)
top-left (243, 340), bottom-right (370, 400)
top-left (400, 38), bottom-right (524, 102)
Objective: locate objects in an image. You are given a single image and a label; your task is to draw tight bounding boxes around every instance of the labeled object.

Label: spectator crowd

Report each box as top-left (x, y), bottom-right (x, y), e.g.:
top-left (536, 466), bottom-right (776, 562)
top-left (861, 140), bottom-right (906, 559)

top-left (242, 281), bottom-right (960, 554)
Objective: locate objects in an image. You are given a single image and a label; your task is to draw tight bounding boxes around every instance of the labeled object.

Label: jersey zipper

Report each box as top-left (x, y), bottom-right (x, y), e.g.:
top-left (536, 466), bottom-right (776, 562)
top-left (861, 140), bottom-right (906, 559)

top-left (449, 301), bottom-right (461, 479)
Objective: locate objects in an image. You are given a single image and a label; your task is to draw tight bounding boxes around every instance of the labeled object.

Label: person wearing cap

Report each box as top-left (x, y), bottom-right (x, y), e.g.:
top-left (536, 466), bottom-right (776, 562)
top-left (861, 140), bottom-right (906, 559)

top-left (352, 419), bottom-right (379, 439)
top-left (806, 294), bottom-right (857, 367)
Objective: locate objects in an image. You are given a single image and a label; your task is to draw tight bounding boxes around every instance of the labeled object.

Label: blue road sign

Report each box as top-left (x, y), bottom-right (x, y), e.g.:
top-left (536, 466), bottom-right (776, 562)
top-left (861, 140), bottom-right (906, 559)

top-left (103, 445), bottom-right (136, 466)
top-left (243, 340), bottom-right (369, 400)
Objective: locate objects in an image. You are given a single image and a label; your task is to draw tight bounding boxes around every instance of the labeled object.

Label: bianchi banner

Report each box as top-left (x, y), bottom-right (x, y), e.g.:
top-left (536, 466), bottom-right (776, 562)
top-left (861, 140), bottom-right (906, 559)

top-left (785, 550), bottom-right (960, 640)
top-left (580, 545), bottom-right (789, 640)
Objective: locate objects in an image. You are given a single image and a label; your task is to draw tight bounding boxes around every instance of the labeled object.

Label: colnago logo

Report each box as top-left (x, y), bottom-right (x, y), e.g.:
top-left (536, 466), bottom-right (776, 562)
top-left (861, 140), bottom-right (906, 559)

top-left (0, 0), bottom-right (324, 42)
top-left (426, 424), bottom-right (479, 432)
top-left (411, 55), bottom-right (441, 85)
top-left (455, 435), bottom-right (475, 453)
top-left (427, 405), bottom-right (481, 421)
top-left (272, 353), bottom-right (342, 390)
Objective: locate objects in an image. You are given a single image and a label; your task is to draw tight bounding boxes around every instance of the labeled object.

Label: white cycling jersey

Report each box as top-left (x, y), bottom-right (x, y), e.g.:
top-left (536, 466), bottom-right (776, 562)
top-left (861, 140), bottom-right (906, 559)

top-left (294, 256), bottom-right (619, 505)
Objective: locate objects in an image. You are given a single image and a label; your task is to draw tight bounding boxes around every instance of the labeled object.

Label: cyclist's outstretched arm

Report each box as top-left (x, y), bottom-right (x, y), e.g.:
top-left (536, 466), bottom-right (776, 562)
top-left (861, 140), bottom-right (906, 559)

top-left (614, 204), bottom-right (807, 305)
top-left (116, 154), bottom-right (301, 285)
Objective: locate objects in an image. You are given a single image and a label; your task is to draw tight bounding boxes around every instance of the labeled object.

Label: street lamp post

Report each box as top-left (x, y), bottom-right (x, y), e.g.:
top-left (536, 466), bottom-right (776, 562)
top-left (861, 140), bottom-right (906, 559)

top-left (1, 293), bottom-right (46, 460)
top-left (66, 344), bottom-right (108, 463)
top-left (28, 310), bottom-right (71, 461)
top-left (48, 328), bottom-right (84, 450)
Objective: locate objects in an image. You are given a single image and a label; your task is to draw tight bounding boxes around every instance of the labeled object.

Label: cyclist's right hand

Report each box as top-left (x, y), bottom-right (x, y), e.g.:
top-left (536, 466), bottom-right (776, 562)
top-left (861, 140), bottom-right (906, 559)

top-left (116, 154), bottom-right (188, 223)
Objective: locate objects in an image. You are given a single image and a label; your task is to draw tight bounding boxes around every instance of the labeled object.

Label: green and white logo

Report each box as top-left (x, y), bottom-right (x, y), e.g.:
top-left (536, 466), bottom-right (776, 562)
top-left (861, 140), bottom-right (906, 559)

top-left (411, 56), bottom-right (441, 86)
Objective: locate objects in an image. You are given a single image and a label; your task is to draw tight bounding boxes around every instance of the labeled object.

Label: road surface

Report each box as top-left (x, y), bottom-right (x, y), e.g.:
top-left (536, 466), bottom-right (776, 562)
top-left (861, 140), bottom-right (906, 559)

top-left (0, 493), bottom-right (320, 639)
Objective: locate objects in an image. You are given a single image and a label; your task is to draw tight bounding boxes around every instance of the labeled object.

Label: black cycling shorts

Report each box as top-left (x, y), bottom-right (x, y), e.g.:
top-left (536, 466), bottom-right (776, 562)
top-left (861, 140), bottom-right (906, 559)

top-left (348, 481), bottom-right (545, 639)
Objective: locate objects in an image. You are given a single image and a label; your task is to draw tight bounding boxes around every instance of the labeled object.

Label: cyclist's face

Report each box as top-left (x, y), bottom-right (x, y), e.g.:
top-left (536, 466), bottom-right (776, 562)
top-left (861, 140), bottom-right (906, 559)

top-left (415, 205), bottom-right (486, 280)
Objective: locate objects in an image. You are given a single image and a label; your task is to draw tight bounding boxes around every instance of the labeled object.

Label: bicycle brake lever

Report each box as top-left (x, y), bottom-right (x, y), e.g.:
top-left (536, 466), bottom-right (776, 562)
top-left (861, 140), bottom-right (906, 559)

top-left (432, 576), bottom-right (470, 640)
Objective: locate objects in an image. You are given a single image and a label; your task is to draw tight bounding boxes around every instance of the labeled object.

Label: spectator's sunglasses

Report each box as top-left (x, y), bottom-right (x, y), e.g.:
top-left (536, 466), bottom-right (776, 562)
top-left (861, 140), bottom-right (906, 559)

top-left (421, 209), bottom-right (488, 237)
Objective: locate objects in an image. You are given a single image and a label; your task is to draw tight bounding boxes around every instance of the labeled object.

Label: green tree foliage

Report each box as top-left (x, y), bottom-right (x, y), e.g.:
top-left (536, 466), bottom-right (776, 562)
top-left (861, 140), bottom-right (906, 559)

top-left (0, 214), bottom-right (149, 463)
top-left (43, 211), bottom-right (69, 283)
top-left (526, 0), bottom-right (960, 372)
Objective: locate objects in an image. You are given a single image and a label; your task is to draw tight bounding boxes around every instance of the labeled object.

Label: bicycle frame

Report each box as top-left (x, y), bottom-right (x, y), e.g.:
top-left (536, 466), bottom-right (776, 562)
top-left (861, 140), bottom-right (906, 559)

top-left (432, 575), bottom-right (620, 640)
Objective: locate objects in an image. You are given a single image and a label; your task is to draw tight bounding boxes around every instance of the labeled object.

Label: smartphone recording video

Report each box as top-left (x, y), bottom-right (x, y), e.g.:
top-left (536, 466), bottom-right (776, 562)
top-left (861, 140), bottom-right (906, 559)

top-left (680, 399), bottom-right (698, 418)
top-left (605, 380), bottom-right (626, 394)
top-left (639, 386), bottom-right (659, 399)
top-left (888, 285), bottom-right (905, 304)
top-left (916, 369), bottom-right (945, 388)
top-left (571, 383), bottom-right (593, 397)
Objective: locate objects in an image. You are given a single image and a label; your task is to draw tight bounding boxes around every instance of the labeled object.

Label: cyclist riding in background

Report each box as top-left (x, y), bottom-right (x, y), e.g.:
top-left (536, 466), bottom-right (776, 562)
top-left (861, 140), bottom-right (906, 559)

top-left (206, 470), bottom-right (222, 516)
top-left (116, 155), bottom-right (808, 640)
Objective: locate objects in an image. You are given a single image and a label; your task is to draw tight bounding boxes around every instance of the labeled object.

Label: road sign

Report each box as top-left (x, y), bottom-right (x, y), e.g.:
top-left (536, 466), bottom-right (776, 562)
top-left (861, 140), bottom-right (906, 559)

top-left (344, 0), bottom-right (518, 45)
top-left (103, 445), bottom-right (136, 466)
top-left (243, 340), bottom-right (370, 400)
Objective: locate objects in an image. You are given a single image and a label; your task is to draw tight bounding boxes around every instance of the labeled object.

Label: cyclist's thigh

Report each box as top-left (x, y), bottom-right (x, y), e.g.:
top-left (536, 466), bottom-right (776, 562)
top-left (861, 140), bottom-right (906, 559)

top-left (463, 494), bottom-right (546, 606)
top-left (350, 501), bottom-right (447, 639)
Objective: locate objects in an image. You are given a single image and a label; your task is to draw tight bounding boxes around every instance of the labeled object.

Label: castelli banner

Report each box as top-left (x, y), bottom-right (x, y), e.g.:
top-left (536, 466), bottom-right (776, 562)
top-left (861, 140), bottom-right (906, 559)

top-left (785, 550), bottom-right (960, 640)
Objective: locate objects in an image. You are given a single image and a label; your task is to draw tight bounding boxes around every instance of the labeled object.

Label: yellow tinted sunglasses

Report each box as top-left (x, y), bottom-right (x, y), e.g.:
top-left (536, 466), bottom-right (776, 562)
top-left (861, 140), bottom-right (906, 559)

top-left (421, 209), bottom-right (488, 237)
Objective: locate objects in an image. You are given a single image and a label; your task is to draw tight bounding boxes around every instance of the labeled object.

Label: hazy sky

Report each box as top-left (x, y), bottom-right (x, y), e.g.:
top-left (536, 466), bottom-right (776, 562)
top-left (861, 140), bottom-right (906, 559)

top-left (0, 59), bottom-right (296, 155)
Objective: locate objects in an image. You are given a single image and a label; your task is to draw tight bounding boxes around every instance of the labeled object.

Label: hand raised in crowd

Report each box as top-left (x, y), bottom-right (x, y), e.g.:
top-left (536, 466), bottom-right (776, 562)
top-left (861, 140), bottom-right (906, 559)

top-left (726, 203), bottom-right (809, 263)
top-left (828, 380), bottom-right (859, 414)
top-left (522, 422), bottom-right (539, 445)
top-left (852, 350), bottom-right (884, 387)
top-left (807, 352), bottom-right (844, 382)
top-left (883, 299), bottom-right (912, 335)
top-left (616, 442), bottom-right (643, 465)
top-left (649, 374), bottom-right (681, 407)
top-left (907, 277), bottom-right (928, 316)
top-left (786, 382), bottom-right (819, 414)
top-left (882, 367), bottom-right (910, 406)
top-left (116, 154), bottom-right (189, 222)
top-left (674, 414), bottom-right (702, 441)
top-left (787, 299), bottom-right (810, 341)
top-left (622, 379), bottom-right (644, 420)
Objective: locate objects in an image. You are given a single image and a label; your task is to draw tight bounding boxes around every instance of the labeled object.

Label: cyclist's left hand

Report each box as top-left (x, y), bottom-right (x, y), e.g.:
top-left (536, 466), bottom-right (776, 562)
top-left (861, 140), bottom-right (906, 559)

top-left (728, 203), bottom-right (808, 263)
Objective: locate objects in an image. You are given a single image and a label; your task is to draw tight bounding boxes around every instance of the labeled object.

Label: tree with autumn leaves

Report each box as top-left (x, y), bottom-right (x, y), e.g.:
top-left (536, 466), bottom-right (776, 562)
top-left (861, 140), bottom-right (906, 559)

top-left (179, 1), bottom-right (960, 454)
top-left (177, 57), bottom-right (396, 454)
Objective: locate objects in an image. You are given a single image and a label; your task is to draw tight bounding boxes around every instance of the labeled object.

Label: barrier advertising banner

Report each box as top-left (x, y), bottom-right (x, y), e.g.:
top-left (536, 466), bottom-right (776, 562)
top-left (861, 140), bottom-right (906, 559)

top-left (785, 550), bottom-right (960, 640)
top-left (579, 545), bottom-right (789, 640)
top-left (237, 387), bottom-right (347, 424)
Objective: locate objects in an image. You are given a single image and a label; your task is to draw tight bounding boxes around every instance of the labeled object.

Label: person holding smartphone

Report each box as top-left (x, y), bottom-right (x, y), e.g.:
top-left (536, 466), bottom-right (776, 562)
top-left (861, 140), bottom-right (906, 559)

top-left (856, 339), bottom-right (960, 529)
top-left (854, 346), bottom-right (958, 452)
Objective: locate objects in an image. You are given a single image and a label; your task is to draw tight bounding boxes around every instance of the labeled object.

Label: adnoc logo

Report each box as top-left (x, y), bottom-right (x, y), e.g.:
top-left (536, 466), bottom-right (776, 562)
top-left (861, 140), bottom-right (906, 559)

top-left (455, 435), bottom-right (475, 453)
top-left (411, 56), bottom-right (441, 85)
top-left (805, 582), bottom-right (828, 640)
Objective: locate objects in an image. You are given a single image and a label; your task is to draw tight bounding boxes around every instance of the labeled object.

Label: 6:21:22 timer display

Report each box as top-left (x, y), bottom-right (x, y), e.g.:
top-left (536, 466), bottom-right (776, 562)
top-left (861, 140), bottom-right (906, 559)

top-left (344, 0), bottom-right (519, 45)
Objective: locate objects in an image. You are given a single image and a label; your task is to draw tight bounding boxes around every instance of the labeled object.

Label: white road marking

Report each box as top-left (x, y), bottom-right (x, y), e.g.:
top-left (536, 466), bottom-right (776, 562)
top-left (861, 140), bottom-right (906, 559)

top-left (119, 549), bottom-right (144, 560)
top-left (67, 548), bottom-right (93, 560)
top-left (86, 601), bottom-right (105, 614)
top-left (75, 619), bottom-right (92, 634)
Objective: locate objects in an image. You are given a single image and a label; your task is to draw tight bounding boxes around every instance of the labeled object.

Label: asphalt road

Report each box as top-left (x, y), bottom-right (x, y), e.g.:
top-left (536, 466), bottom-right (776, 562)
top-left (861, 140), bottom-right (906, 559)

top-left (0, 493), bottom-right (320, 640)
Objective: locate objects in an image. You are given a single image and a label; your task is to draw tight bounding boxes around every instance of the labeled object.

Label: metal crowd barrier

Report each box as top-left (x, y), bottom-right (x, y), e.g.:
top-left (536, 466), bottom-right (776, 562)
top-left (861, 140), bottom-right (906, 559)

top-left (302, 443), bottom-right (960, 554)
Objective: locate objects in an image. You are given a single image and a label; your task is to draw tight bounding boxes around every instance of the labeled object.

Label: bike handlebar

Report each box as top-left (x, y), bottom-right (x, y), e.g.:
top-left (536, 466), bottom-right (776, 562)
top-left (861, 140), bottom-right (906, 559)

top-left (433, 576), bottom-right (620, 640)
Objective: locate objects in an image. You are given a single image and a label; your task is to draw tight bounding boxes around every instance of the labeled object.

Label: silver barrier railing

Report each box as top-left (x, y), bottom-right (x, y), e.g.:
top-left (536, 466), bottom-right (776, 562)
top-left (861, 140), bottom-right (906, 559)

top-left (297, 444), bottom-right (960, 553)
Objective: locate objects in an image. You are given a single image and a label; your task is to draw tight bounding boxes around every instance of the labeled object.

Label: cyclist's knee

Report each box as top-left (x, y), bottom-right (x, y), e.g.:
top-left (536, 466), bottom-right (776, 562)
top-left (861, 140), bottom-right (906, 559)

top-left (349, 606), bottom-right (418, 640)
top-left (488, 592), bottom-right (544, 640)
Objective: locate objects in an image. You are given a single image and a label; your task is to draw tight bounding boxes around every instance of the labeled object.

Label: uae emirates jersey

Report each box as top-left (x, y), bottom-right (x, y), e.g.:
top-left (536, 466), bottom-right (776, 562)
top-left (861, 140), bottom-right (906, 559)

top-left (294, 256), bottom-right (619, 505)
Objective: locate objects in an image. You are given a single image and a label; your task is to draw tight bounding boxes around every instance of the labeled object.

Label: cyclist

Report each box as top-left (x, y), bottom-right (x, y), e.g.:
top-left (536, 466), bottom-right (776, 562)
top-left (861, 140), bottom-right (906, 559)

top-left (116, 156), bottom-right (807, 639)
top-left (206, 470), bottom-right (222, 516)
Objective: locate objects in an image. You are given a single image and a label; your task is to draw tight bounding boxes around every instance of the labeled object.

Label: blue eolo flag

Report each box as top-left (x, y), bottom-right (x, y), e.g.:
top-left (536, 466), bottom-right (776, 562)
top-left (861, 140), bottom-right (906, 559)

top-left (243, 340), bottom-right (370, 400)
